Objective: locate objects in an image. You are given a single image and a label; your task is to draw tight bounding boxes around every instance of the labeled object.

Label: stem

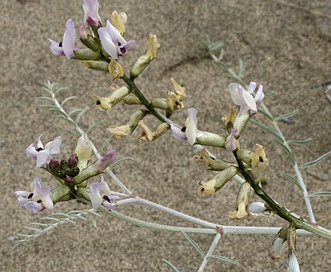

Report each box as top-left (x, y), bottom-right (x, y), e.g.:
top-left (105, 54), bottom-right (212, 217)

top-left (207, 46), bottom-right (316, 222)
top-left (121, 74), bottom-right (172, 125)
top-left (233, 150), bottom-right (331, 239)
top-left (198, 233), bottom-right (222, 272)
top-left (261, 102), bottom-right (316, 223)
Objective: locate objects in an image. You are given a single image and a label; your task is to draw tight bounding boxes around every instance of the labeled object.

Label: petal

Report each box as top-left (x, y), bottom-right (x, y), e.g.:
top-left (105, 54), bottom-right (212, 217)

top-left (24, 201), bottom-right (44, 213)
top-left (36, 149), bottom-right (51, 167)
top-left (82, 0), bottom-right (101, 27)
top-left (170, 124), bottom-right (187, 141)
top-left (48, 136), bottom-right (62, 155)
top-left (239, 87), bottom-right (257, 114)
top-left (98, 26), bottom-right (118, 59)
top-left (288, 252), bottom-right (300, 272)
top-left (273, 238), bottom-right (286, 257)
top-left (106, 20), bottom-right (126, 45)
top-left (228, 83), bottom-right (242, 106)
top-left (246, 81), bottom-right (257, 94)
top-left (63, 19), bottom-right (77, 59)
top-left (254, 84), bottom-right (264, 104)
top-left (48, 39), bottom-right (64, 56)
top-left (186, 108), bottom-right (198, 145)
top-left (89, 182), bottom-right (103, 209)
top-left (26, 144), bottom-right (38, 160)
top-left (36, 136), bottom-right (44, 149)
top-left (99, 178), bottom-right (112, 196)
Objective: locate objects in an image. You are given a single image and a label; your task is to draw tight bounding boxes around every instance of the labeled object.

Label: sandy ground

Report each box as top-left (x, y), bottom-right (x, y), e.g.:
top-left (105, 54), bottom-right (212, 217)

top-left (1, 0), bottom-right (330, 271)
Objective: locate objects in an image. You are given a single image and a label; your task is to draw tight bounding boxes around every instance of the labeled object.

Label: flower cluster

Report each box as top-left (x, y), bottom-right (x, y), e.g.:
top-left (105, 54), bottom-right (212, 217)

top-left (48, 0), bottom-right (135, 61)
top-left (16, 135), bottom-right (118, 213)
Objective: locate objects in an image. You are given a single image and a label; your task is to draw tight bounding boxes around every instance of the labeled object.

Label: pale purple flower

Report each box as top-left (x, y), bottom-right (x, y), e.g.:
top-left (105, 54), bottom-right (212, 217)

top-left (26, 136), bottom-right (62, 167)
top-left (288, 251), bottom-right (300, 272)
top-left (225, 128), bottom-right (238, 152)
top-left (228, 82), bottom-right (264, 115)
top-left (170, 108), bottom-right (203, 145)
top-left (89, 177), bottom-right (119, 210)
top-left (97, 20), bottom-right (135, 59)
top-left (15, 177), bottom-right (53, 213)
top-left (48, 19), bottom-right (77, 59)
top-left (82, 0), bottom-right (101, 27)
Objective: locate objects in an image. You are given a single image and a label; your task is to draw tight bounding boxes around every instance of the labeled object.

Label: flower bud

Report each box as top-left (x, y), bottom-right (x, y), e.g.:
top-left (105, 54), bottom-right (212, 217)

top-left (130, 34), bottom-right (159, 78)
top-left (68, 153), bottom-right (78, 167)
top-left (74, 150), bottom-right (117, 184)
top-left (198, 166), bottom-right (237, 194)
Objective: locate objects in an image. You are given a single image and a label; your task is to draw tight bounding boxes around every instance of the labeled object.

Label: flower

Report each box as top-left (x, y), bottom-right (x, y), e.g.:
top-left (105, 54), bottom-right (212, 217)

top-left (288, 251), bottom-right (300, 272)
top-left (89, 177), bottom-right (119, 210)
top-left (98, 20), bottom-right (135, 59)
top-left (228, 82), bottom-right (264, 114)
top-left (15, 177), bottom-right (53, 213)
top-left (26, 136), bottom-right (62, 167)
top-left (48, 19), bottom-right (77, 59)
top-left (170, 108), bottom-right (203, 145)
top-left (82, 0), bottom-right (101, 27)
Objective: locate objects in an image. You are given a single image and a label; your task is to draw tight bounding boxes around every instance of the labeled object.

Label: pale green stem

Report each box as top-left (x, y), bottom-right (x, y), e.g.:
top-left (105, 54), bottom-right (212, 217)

top-left (259, 102), bottom-right (315, 223)
top-left (198, 233), bottom-right (222, 272)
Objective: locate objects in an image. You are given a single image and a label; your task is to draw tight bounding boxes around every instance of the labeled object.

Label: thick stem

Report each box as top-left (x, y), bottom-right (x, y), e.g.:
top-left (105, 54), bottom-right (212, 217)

top-left (233, 150), bottom-right (331, 240)
top-left (121, 74), bottom-right (172, 125)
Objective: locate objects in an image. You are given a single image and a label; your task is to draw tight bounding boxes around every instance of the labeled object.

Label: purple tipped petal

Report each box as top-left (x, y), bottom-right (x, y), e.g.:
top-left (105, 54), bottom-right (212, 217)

top-left (82, 0), bottom-right (101, 27)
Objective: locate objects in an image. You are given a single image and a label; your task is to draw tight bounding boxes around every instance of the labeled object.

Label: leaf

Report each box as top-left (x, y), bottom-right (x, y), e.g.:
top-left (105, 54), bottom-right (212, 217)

top-left (181, 231), bottom-right (205, 258)
top-left (274, 138), bottom-right (295, 164)
top-left (257, 109), bottom-right (273, 121)
top-left (76, 107), bottom-right (89, 123)
top-left (264, 91), bottom-right (277, 98)
top-left (99, 136), bottom-right (113, 153)
top-left (300, 151), bottom-right (331, 169)
top-left (287, 138), bottom-right (312, 145)
top-left (280, 172), bottom-right (302, 190)
top-left (86, 119), bottom-right (105, 135)
top-left (162, 259), bottom-right (180, 272)
top-left (275, 110), bottom-right (299, 121)
top-left (61, 96), bottom-right (77, 106)
top-left (250, 119), bottom-right (282, 141)
top-left (238, 59), bottom-right (244, 78)
top-left (66, 129), bottom-right (81, 138)
top-left (209, 255), bottom-right (240, 266)
top-left (309, 192), bottom-right (331, 197)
